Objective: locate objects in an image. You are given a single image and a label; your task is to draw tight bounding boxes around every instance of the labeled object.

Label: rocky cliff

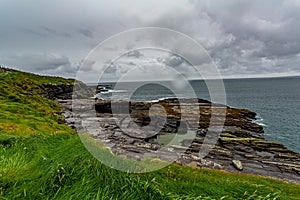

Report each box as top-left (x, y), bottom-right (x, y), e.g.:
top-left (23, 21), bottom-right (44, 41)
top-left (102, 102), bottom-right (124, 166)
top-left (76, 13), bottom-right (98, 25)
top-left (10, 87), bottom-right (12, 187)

top-left (43, 82), bottom-right (94, 100)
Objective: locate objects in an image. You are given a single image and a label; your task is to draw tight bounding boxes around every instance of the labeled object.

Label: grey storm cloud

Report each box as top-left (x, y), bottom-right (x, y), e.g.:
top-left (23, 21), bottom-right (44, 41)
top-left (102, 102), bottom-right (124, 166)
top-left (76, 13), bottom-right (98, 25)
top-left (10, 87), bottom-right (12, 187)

top-left (77, 28), bottom-right (94, 38)
top-left (80, 59), bottom-right (96, 72)
top-left (160, 54), bottom-right (184, 67)
top-left (2, 54), bottom-right (70, 71)
top-left (20, 28), bottom-right (46, 38)
top-left (126, 0), bottom-right (300, 77)
top-left (1, 53), bottom-right (79, 77)
top-left (1, 0), bottom-right (300, 81)
top-left (126, 50), bottom-right (143, 58)
top-left (41, 26), bottom-right (72, 38)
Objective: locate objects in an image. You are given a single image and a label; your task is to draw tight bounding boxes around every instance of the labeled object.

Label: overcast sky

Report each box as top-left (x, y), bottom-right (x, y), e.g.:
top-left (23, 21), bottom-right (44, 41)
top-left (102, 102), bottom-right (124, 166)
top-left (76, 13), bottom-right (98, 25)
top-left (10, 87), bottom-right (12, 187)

top-left (1, 0), bottom-right (300, 82)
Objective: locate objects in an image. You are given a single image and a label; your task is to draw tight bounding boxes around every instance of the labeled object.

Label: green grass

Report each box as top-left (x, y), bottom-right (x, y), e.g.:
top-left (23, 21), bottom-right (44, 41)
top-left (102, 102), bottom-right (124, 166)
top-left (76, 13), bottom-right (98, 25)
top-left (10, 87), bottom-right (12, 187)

top-left (0, 67), bottom-right (75, 137)
top-left (0, 67), bottom-right (299, 199)
top-left (1, 134), bottom-right (299, 199)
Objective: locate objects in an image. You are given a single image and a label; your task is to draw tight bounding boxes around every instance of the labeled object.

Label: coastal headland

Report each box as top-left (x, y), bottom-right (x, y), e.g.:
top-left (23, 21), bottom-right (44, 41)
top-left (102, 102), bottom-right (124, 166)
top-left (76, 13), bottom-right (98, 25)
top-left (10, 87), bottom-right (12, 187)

top-left (43, 82), bottom-right (300, 183)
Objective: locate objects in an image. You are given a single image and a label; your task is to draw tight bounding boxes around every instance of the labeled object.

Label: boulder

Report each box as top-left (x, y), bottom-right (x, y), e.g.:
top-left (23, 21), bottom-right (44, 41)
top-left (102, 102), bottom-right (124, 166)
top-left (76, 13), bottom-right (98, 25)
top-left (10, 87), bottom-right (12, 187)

top-left (232, 160), bottom-right (243, 171)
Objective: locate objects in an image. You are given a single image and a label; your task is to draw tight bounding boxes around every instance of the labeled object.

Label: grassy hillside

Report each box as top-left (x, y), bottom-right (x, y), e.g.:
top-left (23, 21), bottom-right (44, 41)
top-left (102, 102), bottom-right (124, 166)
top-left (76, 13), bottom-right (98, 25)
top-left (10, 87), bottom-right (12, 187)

top-left (0, 67), bottom-right (299, 199)
top-left (0, 67), bottom-right (75, 138)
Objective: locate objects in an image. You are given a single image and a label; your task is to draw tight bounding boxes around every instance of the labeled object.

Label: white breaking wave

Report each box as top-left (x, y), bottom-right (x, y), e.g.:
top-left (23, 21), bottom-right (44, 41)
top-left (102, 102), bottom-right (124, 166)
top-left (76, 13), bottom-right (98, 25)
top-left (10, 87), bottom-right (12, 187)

top-left (253, 114), bottom-right (267, 127)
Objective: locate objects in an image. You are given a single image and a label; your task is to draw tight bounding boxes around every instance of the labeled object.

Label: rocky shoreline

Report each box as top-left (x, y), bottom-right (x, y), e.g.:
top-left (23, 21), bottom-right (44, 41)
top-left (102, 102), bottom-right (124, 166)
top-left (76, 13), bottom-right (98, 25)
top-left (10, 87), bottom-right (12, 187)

top-left (45, 84), bottom-right (300, 183)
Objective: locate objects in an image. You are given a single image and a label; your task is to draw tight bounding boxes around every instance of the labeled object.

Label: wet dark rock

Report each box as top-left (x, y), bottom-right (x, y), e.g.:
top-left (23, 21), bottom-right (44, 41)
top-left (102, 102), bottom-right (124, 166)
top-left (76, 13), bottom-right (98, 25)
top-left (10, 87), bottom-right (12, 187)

top-left (43, 82), bottom-right (93, 100)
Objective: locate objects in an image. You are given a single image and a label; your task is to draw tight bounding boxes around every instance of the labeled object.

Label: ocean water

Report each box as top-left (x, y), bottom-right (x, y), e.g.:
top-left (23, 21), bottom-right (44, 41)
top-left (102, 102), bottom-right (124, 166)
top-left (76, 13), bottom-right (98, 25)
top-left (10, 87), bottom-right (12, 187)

top-left (97, 77), bottom-right (300, 153)
top-left (219, 77), bottom-right (300, 153)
